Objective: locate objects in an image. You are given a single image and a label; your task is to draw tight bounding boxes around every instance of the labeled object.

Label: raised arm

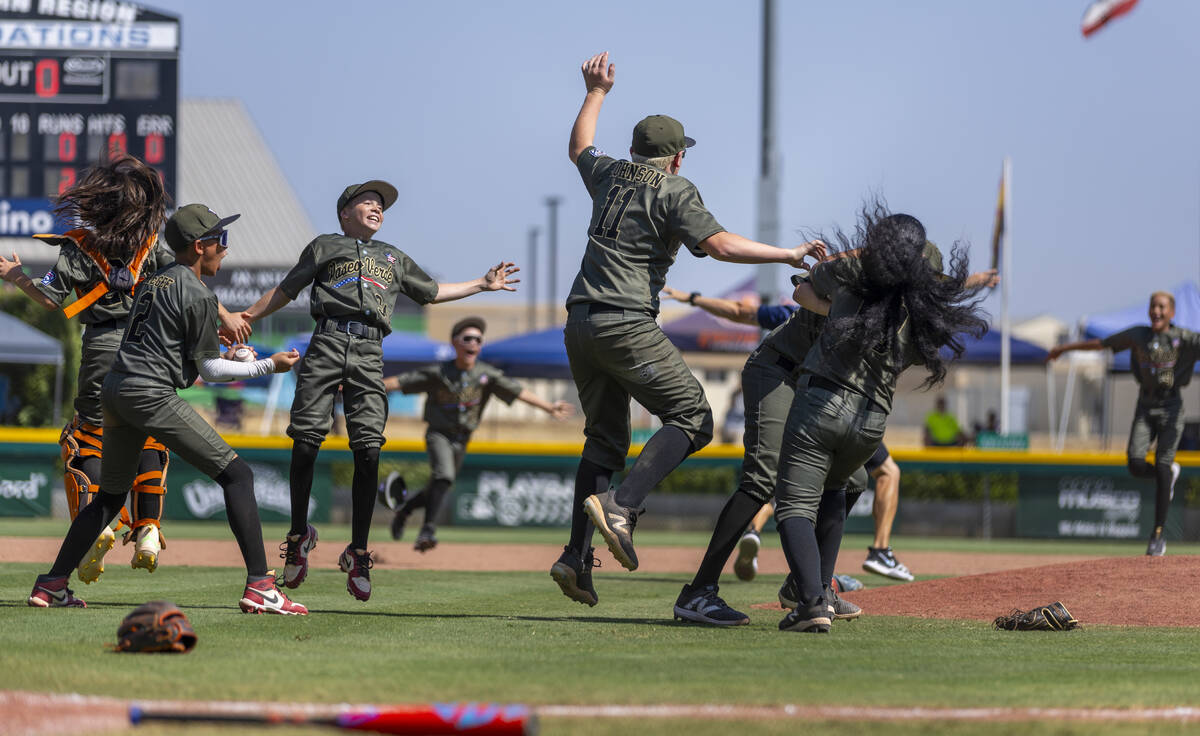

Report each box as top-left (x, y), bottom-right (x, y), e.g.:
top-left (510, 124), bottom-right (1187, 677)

top-left (517, 389), bottom-right (574, 421)
top-left (433, 261), bottom-right (520, 304)
top-left (569, 52), bottom-right (615, 163)
top-left (0, 253), bottom-right (58, 311)
top-left (661, 285), bottom-right (758, 325)
top-left (1045, 338), bottom-right (1105, 363)
top-left (699, 233), bottom-right (826, 267)
top-left (965, 269), bottom-right (1000, 291)
top-left (241, 286), bottom-right (293, 324)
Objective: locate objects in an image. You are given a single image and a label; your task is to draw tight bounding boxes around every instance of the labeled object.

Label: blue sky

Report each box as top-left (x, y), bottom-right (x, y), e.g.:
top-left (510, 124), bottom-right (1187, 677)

top-left (147, 0), bottom-right (1200, 324)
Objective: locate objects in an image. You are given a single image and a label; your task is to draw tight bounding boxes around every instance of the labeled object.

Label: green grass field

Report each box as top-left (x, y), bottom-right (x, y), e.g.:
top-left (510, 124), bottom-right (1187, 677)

top-left (4, 523), bottom-right (1200, 735)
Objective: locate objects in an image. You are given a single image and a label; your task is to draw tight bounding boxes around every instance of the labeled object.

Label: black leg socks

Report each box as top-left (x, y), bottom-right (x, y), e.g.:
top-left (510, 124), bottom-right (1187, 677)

top-left (613, 425), bottom-right (693, 509)
top-left (216, 458), bottom-right (267, 577)
top-left (351, 447), bottom-right (380, 550)
top-left (1154, 462), bottom-right (1173, 529)
top-left (289, 440), bottom-right (320, 537)
top-left (777, 516), bottom-right (824, 607)
top-left (814, 488), bottom-right (847, 587)
top-left (569, 457), bottom-right (612, 552)
top-left (422, 478), bottom-right (453, 527)
top-left (48, 490), bottom-right (126, 577)
top-left (692, 490), bottom-right (763, 588)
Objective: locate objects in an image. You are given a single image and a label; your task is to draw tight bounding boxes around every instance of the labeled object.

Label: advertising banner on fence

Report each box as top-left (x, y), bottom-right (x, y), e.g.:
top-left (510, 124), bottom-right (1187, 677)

top-left (1016, 472), bottom-right (1182, 540)
top-left (163, 460), bottom-right (329, 524)
top-left (0, 462), bottom-right (52, 516)
top-left (452, 468), bottom-right (576, 527)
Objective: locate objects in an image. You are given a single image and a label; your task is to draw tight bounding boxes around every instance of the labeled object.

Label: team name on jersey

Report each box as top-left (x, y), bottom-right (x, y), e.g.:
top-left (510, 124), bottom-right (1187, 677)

top-left (145, 274), bottom-right (176, 289)
top-left (325, 256), bottom-right (396, 286)
top-left (611, 161), bottom-right (666, 188)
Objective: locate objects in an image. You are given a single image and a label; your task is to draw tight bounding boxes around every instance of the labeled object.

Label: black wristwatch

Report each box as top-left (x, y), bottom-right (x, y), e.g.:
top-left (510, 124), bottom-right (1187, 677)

top-left (688, 291), bottom-right (700, 305)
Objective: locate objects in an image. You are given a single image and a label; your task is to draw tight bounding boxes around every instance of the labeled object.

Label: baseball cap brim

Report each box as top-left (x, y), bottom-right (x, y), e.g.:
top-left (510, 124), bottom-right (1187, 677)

top-left (347, 180), bottom-right (398, 211)
top-left (202, 213), bottom-right (241, 236)
top-left (683, 136), bottom-right (696, 148)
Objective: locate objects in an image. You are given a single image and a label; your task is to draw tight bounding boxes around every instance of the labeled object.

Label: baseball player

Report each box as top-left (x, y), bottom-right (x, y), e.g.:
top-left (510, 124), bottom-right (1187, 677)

top-left (773, 209), bottom-right (988, 633)
top-left (0, 155), bottom-right (250, 583)
top-left (1047, 291), bottom-right (1200, 556)
top-left (380, 316), bottom-right (574, 551)
top-left (550, 52), bottom-right (825, 607)
top-left (240, 181), bottom-right (520, 601)
top-left (28, 204), bottom-right (307, 614)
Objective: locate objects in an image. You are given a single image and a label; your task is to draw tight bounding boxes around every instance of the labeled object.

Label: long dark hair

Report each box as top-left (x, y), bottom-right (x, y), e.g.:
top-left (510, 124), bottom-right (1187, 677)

top-left (53, 155), bottom-right (169, 262)
top-left (819, 201), bottom-right (989, 388)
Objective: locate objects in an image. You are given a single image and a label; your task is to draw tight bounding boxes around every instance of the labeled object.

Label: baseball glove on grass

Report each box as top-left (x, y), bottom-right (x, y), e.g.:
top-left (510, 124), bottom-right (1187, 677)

top-left (115, 600), bottom-right (197, 653)
top-left (993, 601), bottom-right (1080, 631)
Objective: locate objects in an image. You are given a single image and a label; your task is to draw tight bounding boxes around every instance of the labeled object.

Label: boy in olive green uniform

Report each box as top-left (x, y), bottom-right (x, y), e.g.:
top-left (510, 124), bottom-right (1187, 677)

top-left (551, 52), bottom-right (824, 607)
top-left (29, 205), bottom-right (307, 614)
top-left (381, 316), bottom-right (573, 551)
top-left (1047, 291), bottom-right (1200, 556)
top-left (242, 181), bottom-right (519, 601)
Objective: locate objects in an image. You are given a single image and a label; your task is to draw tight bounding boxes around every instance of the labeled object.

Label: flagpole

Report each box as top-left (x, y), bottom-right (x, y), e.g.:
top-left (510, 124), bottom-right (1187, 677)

top-left (1000, 156), bottom-right (1012, 434)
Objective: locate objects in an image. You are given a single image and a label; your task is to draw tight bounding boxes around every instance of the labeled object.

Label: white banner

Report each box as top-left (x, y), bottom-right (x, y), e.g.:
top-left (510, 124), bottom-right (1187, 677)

top-left (0, 20), bottom-right (177, 51)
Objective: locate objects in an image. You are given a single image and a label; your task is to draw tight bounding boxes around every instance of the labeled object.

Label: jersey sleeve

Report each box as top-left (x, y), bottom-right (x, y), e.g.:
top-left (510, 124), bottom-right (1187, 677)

top-left (486, 367), bottom-right (523, 405)
top-left (756, 304), bottom-right (798, 330)
top-left (392, 366), bottom-right (436, 394)
top-left (148, 243), bottom-right (175, 273)
top-left (1099, 327), bottom-right (1138, 353)
top-left (184, 297), bottom-right (222, 361)
top-left (393, 251), bottom-right (439, 305)
top-left (32, 247), bottom-right (82, 306)
top-left (666, 182), bottom-right (724, 257)
top-left (575, 146), bottom-right (616, 197)
top-left (279, 239), bottom-right (320, 300)
top-left (809, 256), bottom-right (859, 301)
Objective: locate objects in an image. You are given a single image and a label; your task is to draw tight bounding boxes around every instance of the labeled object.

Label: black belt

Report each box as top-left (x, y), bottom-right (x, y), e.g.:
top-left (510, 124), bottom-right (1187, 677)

top-left (588, 302), bottom-right (638, 315)
top-left (86, 318), bottom-right (129, 331)
top-left (806, 375), bottom-right (885, 413)
top-left (319, 318), bottom-right (382, 340)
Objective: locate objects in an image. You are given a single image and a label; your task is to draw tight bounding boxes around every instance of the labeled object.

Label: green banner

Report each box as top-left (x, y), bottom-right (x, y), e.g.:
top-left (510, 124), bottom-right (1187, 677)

top-left (0, 461), bottom-right (52, 516)
top-left (451, 467), bottom-right (576, 527)
top-left (1016, 471), bottom-right (1181, 540)
top-left (163, 459), bottom-right (331, 523)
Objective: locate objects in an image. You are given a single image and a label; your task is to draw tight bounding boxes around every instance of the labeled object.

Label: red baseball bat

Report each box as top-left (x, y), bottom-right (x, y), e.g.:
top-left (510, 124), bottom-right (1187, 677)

top-left (129, 702), bottom-right (537, 735)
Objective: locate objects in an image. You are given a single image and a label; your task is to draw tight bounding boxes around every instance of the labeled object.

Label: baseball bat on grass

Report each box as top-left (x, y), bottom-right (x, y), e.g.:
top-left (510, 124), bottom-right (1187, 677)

top-left (129, 702), bottom-right (536, 735)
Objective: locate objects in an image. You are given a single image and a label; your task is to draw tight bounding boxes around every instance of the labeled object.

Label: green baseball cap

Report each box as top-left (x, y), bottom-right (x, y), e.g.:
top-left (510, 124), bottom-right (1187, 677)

top-left (336, 180), bottom-right (398, 217)
top-left (631, 115), bottom-right (696, 158)
top-left (923, 240), bottom-right (945, 274)
top-left (164, 204), bottom-right (240, 251)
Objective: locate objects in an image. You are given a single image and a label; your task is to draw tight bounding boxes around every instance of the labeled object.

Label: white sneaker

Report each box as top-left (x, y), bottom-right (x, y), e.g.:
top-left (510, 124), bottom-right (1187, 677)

top-left (131, 525), bottom-right (162, 572)
top-left (733, 530), bottom-right (760, 581)
top-left (1170, 462), bottom-right (1181, 501)
top-left (77, 526), bottom-right (116, 584)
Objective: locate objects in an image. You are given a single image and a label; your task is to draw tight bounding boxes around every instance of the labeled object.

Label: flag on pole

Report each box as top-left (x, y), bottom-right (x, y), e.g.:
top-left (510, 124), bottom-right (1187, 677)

top-left (1081, 0), bottom-right (1139, 38)
top-left (990, 165), bottom-right (1006, 272)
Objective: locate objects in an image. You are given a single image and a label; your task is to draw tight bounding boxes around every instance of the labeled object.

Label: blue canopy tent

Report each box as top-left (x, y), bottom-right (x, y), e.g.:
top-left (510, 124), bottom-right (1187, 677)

top-left (480, 326), bottom-right (572, 379)
top-left (942, 328), bottom-right (1047, 365)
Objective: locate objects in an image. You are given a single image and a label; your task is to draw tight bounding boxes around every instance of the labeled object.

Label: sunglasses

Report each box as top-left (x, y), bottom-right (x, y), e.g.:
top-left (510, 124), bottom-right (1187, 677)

top-left (458, 334), bottom-right (482, 344)
top-left (202, 231), bottom-right (229, 249)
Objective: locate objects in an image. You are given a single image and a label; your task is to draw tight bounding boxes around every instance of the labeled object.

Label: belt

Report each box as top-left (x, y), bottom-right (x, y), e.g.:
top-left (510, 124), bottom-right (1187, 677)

top-left (805, 375), bottom-right (885, 413)
top-left (568, 302), bottom-right (651, 319)
top-left (318, 318), bottom-right (382, 340)
top-left (86, 318), bottom-right (129, 331)
top-left (775, 353), bottom-right (797, 374)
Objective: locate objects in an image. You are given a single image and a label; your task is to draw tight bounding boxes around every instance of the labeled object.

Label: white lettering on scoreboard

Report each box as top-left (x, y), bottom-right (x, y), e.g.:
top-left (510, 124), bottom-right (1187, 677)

top-left (0, 20), bottom-right (178, 51)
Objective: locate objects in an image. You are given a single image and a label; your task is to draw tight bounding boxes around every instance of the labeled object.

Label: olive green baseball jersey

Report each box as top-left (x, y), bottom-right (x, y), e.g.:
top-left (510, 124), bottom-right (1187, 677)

top-left (111, 262), bottom-right (222, 389)
top-left (801, 254), bottom-right (927, 413)
top-left (760, 307), bottom-right (825, 367)
top-left (279, 233), bottom-right (439, 334)
top-left (35, 240), bottom-right (175, 324)
top-left (1101, 325), bottom-right (1200, 403)
top-left (393, 360), bottom-right (523, 436)
top-left (566, 146), bottom-right (724, 315)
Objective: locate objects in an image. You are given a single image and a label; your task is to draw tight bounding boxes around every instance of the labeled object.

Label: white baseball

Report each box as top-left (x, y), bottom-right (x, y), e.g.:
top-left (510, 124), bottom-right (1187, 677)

top-left (233, 347), bottom-right (255, 362)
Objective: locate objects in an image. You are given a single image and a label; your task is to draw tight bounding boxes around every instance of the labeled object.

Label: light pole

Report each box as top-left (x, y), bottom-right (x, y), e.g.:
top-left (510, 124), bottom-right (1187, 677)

top-left (527, 226), bottom-right (539, 332)
top-left (545, 196), bottom-right (562, 327)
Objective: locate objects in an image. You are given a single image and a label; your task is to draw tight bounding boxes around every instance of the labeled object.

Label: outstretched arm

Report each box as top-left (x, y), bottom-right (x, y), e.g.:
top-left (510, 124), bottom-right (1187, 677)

top-left (965, 269), bottom-right (1000, 291)
top-left (1045, 339), bottom-right (1104, 363)
top-left (433, 261), bottom-right (520, 303)
top-left (569, 52), bottom-right (615, 163)
top-left (517, 389), bottom-right (574, 420)
top-left (241, 286), bottom-right (293, 325)
top-left (217, 303), bottom-right (252, 344)
top-left (0, 253), bottom-right (57, 311)
top-left (660, 285), bottom-right (758, 325)
top-left (699, 233), bottom-right (826, 267)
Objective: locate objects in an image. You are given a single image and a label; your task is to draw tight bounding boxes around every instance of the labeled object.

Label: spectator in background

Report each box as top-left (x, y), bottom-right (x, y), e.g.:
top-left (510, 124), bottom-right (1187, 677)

top-left (972, 409), bottom-right (999, 443)
top-left (924, 396), bottom-right (967, 447)
top-left (720, 382), bottom-right (745, 444)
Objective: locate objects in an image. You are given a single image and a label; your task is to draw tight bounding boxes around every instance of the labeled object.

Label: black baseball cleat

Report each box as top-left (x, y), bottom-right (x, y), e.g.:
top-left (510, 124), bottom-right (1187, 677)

top-left (550, 546), bottom-right (599, 606)
top-left (1146, 527), bottom-right (1166, 557)
top-left (413, 524), bottom-right (438, 553)
top-left (778, 574), bottom-right (799, 609)
top-left (583, 490), bottom-right (642, 571)
top-left (378, 471), bottom-right (407, 511)
top-left (825, 584), bottom-right (862, 621)
top-left (673, 583), bottom-right (750, 626)
top-left (779, 601), bottom-right (832, 633)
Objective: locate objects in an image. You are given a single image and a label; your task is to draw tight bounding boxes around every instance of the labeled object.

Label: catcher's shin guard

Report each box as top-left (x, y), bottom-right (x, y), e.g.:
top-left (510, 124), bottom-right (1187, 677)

top-left (60, 418), bottom-right (103, 520)
top-left (124, 439), bottom-right (169, 572)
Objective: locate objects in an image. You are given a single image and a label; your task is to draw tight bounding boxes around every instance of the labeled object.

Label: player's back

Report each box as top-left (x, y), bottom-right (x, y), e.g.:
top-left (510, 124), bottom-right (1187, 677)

top-left (567, 147), bottom-right (723, 316)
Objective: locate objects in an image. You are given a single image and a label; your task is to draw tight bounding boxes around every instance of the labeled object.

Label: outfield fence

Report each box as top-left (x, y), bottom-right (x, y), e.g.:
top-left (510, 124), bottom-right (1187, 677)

top-left (1, 427), bottom-right (1197, 542)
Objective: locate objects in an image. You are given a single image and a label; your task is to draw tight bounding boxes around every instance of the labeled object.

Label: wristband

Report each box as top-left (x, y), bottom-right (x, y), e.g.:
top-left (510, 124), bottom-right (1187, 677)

top-left (688, 292), bottom-right (700, 305)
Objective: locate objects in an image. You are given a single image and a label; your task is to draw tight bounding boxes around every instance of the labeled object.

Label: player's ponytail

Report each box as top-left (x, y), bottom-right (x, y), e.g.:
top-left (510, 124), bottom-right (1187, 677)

top-left (53, 155), bottom-right (169, 262)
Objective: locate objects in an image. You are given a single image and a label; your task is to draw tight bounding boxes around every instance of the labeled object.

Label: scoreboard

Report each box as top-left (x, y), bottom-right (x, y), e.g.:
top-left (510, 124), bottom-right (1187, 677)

top-left (0, 1), bottom-right (178, 237)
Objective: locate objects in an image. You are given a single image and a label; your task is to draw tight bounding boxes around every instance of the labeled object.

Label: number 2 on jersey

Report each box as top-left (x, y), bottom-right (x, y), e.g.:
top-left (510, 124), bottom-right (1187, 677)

top-left (593, 185), bottom-right (635, 240)
top-left (125, 289), bottom-right (155, 344)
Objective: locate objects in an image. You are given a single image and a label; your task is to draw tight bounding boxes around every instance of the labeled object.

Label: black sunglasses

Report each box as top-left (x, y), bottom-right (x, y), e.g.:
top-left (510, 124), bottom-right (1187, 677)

top-left (458, 334), bottom-right (482, 344)
top-left (202, 231), bottom-right (229, 248)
